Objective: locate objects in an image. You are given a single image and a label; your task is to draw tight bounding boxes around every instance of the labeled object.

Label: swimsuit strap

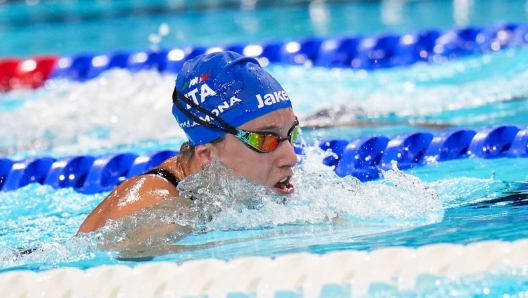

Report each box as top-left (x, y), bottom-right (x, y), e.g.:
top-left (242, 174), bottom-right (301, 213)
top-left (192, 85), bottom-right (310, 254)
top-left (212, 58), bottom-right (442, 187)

top-left (143, 168), bottom-right (180, 188)
top-left (142, 168), bottom-right (196, 201)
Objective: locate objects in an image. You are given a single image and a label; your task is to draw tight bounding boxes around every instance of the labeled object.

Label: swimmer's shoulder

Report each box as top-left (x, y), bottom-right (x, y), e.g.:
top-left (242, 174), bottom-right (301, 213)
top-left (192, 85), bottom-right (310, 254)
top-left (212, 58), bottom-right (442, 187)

top-left (77, 156), bottom-right (185, 234)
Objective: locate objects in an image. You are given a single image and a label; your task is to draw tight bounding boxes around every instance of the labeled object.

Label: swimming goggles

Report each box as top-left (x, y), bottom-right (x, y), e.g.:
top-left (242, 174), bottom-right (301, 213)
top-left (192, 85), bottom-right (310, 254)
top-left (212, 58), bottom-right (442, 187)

top-left (172, 89), bottom-right (300, 153)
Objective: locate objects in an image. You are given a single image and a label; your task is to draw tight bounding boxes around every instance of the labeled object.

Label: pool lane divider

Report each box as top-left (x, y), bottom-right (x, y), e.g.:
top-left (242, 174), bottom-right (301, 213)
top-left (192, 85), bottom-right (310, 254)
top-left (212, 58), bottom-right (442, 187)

top-left (0, 125), bottom-right (527, 193)
top-left (0, 150), bottom-right (177, 194)
top-left (1, 23), bottom-right (528, 92)
top-left (1, 239), bottom-right (528, 297)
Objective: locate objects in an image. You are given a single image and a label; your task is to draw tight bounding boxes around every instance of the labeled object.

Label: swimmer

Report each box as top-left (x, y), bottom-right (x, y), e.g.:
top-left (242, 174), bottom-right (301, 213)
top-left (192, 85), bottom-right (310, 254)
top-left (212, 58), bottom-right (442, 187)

top-left (77, 51), bottom-right (300, 253)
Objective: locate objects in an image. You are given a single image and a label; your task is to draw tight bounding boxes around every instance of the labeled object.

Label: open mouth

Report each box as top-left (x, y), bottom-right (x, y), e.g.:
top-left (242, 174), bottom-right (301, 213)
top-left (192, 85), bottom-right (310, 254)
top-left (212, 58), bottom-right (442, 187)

top-left (273, 176), bottom-right (294, 194)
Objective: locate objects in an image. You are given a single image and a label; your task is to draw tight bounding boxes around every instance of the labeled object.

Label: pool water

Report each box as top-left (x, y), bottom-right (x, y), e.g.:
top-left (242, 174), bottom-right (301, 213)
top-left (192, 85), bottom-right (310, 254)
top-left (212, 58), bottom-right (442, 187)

top-left (3, 0), bottom-right (528, 57)
top-left (2, 46), bottom-right (528, 158)
top-left (2, 152), bottom-right (528, 298)
top-left (1, 148), bottom-right (527, 259)
top-left (2, 0), bottom-right (528, 296)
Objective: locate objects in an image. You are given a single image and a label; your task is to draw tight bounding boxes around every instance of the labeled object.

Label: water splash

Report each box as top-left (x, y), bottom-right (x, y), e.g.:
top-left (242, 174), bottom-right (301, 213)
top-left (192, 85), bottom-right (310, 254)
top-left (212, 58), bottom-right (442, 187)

top-left (0, 150), bottom-right (525, 268)
top-left (0, 184), bottom-right (106, 270)
top-left (199, 147), bottom-right (444, 231)
top-left (0, 69), bottom-right (184, 157)
top-left (0, 235), bottom-right (98, 271)
top-left (96, 147), bottom-right (444, 255)
top-left (430, 177), bottom-right (527, 209)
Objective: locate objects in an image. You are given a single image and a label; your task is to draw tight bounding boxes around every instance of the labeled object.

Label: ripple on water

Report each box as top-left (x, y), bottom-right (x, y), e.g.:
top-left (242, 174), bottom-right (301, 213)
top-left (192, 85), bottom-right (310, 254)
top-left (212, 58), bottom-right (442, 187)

top-left (3, 48), bottom-right (528, 156)
top-left (1, 147), bottom-right (525, 270)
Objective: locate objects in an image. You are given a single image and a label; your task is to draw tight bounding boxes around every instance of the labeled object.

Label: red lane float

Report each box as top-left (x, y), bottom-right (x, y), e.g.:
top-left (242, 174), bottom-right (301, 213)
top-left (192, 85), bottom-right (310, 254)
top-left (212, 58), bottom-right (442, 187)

top-left (0, 56), bottom-right (58, 91)
top-left (0, 23), bottom-right (526, 93)
top-left (0, 58), bottom-right (20, 92)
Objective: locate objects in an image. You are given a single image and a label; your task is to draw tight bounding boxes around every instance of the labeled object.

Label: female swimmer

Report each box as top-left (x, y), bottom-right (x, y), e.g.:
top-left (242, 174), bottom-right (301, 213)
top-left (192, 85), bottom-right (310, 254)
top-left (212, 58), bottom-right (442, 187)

top-left (77, 51), bottom-right (300, 254)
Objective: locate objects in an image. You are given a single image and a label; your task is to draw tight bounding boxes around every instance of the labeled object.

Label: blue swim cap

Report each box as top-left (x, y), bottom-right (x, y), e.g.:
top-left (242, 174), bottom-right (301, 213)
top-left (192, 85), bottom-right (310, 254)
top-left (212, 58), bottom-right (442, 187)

top-left (172, 51), bottom-right (293, 146)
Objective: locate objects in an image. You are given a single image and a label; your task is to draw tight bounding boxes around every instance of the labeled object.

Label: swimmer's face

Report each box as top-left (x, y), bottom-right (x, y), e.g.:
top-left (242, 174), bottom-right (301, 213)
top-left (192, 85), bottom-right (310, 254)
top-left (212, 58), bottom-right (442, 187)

top-left (211, 107), bottom-right (298, 195)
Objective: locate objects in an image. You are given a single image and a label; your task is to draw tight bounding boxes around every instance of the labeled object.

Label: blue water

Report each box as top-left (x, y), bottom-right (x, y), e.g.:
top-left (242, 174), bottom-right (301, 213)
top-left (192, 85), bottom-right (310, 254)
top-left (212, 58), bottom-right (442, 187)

top-left (2, 46), bottom-right (528, 159)
top-left (2, 1), bottom-right (528, 296)
top-left (2, 0), bottom-right (528, 57)
top-left (0, 154), bottom-right (526, 265)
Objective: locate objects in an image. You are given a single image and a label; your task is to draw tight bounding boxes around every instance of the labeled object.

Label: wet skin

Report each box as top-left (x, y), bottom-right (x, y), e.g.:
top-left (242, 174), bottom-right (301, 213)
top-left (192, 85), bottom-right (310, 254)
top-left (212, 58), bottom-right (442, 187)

top-left (77, 107), bottom-right (298, 237)
top-left (204, 107), bottom-right (298, 195)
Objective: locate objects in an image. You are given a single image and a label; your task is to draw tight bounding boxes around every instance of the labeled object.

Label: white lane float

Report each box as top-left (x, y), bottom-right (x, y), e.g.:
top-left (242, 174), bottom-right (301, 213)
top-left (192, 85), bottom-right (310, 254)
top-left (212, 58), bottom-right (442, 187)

top-left (1, 239), bottom-right (528, 297)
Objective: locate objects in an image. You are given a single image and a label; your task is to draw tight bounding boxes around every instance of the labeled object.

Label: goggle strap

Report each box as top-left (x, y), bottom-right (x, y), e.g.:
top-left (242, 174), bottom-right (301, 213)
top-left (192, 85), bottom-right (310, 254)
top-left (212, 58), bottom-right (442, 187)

top-left (173, 88), bottom-right (300, 153)
top-left (172, 89), bottom-right (238, 135)
top-left (172, 91), bottom-right (220, 130)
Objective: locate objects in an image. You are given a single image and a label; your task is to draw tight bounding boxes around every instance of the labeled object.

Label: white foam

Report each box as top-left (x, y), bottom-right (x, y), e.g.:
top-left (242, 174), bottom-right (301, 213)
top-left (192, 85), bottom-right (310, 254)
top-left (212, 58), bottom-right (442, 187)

top-left (2, 48), bottom-right (528, 155)
top-left (270, 47), bottom-right (528, 118)
top-left (95, 148), bottom-right (443, 254)
top-left (0, 69), bottom-right (185, 155)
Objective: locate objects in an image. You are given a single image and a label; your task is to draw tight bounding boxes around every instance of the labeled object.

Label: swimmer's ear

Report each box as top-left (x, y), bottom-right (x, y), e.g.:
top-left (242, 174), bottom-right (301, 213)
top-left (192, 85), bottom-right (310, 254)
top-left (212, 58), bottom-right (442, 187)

top-left (194, 144), bottom-right (214, 167)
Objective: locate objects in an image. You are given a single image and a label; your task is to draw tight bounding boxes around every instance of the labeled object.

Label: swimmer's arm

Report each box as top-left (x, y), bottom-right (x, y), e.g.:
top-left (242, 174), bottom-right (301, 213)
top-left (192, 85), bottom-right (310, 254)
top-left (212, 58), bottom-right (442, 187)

top-left (97, 195), bottom-right (194, 252)
top-left (114, 238), bottom-right (242, 260)
top-left (107, 212), bottom-right (357, 254)
top-left (104, 209), bottom-right (355, 253)
top-left (114, 229), bottom-right (289, 260)
top-left (78, 174), bottom-right (183, 235)
top-left (113, 224), bottom-right (349, 260)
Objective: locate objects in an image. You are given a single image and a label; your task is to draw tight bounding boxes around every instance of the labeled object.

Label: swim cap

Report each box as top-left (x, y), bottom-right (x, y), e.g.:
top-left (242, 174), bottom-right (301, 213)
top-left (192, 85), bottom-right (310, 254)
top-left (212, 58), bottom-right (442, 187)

top-left (172, 51), bottom-right (293, 145)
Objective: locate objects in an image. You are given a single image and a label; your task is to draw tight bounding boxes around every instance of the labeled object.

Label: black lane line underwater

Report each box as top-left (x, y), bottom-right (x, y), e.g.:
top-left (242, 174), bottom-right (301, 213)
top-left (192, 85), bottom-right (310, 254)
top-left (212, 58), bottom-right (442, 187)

top-left (301, 96), bottom-right (528, 130)
top-left (470, 183), bottom-right (528, 208)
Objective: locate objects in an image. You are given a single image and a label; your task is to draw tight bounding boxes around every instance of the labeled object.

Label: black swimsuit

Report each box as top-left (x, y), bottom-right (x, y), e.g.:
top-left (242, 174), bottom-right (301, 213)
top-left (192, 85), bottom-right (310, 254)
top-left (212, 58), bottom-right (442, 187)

top-left (142, 168), bottom-right (180, 188)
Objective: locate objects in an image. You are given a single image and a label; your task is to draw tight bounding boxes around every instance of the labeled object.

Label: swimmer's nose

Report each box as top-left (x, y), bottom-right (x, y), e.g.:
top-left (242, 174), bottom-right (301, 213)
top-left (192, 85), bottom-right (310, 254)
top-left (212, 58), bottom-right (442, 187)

top-left (276, 140), bottom-right (298, 168)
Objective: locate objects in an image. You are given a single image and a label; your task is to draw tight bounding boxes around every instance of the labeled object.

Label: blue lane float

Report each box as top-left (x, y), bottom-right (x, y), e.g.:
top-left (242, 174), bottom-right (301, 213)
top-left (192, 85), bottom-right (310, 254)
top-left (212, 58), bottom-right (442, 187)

top-left (334, 136), bottom-right (389, 181)
top-left (355, 34), bottom-right (401, 69)
top-left (127, 150), bottom-right (178, 178)
top-left (1, 157), bottom-right (56, 191)
top-left (0, 158), bottom-right (14, 190)
top-left (468, 125), bottom-right (520, 159)
top-left (1, 125), bottom-right (528, 193)
top-left (393, 30), bottom-right (442, 66)
top-left (0, 150), bottom-right (178, 193)
top-left (314, 36), bottom-right (362, 68)
top-left (278, 38), bottom-right (323, 66)
top-left (379, 132), bottom-right (434, 170)
top-left (44, 155), bottom-right (96, 190)
top-left (3, 22), bottom-right (526, 90)
top-left (79, 152), bottom-right (139, 194)
top-left (509, 126), bottom-right (528, 157)
top-left (319, 139), bottom-right (349, 168)
top-left (424, 129), bottom-right (477, 162)
top-left (85, 24), bottom-right (518, 80)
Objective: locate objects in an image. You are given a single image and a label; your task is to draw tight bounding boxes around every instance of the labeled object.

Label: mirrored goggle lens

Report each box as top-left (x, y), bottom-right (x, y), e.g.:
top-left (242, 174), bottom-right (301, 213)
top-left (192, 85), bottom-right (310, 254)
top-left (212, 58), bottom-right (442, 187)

top-left (261, 135), bottom-right (281, 152)
top-left (244, 124), bottom-right (300, 153)
top-left (289, 125), bottom-right (300, 143)
top-left (245, 133), bottom-right (280, 152)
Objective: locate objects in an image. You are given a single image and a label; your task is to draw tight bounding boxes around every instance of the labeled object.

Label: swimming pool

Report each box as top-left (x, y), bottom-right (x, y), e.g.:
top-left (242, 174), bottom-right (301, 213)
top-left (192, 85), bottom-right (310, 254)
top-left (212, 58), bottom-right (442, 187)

top-left (2, 0), bottom-right (528, 297)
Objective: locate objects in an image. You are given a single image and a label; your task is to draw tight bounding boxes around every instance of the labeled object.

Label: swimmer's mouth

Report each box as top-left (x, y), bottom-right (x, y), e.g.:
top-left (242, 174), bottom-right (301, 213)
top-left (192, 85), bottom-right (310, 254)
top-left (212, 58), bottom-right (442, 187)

top-left (274, 176), bottom-right (294, 194)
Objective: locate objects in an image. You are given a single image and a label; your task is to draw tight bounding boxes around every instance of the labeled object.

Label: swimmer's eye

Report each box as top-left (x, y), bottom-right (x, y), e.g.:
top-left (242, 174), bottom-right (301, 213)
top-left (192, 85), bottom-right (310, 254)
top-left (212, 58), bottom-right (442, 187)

top-left (236, 118), bottom-right (300, 153)
top-left (173, 89), bottom-right (299, 153)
